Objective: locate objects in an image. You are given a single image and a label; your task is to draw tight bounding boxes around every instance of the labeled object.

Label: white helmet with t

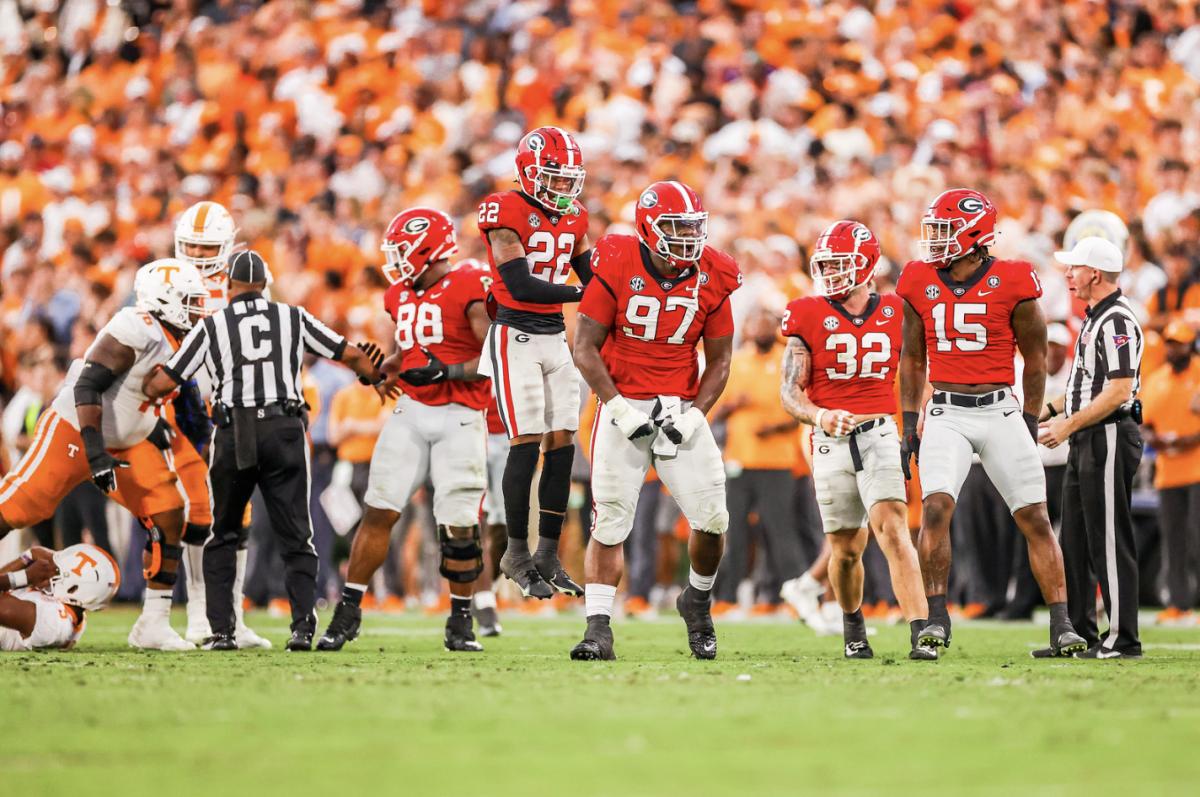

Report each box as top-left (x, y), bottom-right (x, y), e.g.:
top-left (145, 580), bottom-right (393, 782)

top-left (134, 258), bottom-right (210, 331)
top-left (174, 200), bottom-right (237, 278)
top-left (49, 544), bottom-right (121, 612)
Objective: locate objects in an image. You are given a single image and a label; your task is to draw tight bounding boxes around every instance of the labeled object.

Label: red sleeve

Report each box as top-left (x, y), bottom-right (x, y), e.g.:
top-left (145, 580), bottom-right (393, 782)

top-left (781, 299), bottom-right (808, 342)
top-left (383, 282), bottom-right (403, 322)
top-left (703, 296), bottom-right (734, 338)
top-left (894, 261), bottom-right (921, 306)
top-left (579, 277), bottom-right (618, 327)
top-left (458, 266), bottom-right (490, 306)
top-left (1012, 260), bottom-right (1044, 302)
top-left (478, 192), bottom-right (530, 237)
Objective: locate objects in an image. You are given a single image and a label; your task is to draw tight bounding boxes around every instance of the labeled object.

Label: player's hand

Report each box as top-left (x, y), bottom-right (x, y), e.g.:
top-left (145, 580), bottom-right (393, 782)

top-left (900, 411), bottom-right (921, 480)
top-left (818, 409), bottom-right (855, 437)
top-left (147, 418), bottom-right (175, 450)
top-left (398, 348), bottom-right (449, 386)
top-left (374, 377), bottom-right (401, 403)
top-left (23, 558), bottom-right (57, 589)
top-left (88, 451), bottom-right (129, 493)
top-left (356, 340), bottom-right (386, 370)
top-left (1022, 412), bottom-right (1039, 441)
top-left (607, 396), bottom-right (655, 440)
top-left (660, 406), bottom-right (707, 445)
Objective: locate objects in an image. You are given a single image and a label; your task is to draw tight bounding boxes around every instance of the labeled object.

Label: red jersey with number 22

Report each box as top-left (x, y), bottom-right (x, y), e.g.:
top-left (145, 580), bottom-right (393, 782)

top-left (477, 190), bottom-right (589, 316)
top-left (781, 293), bottom-right (903, 415)
top-left (383, 262), bottom-right (491, 410)
top-left (896, 257), bottom-right (1042, 385)
top-left (578, 234), bottom-right (740, 400)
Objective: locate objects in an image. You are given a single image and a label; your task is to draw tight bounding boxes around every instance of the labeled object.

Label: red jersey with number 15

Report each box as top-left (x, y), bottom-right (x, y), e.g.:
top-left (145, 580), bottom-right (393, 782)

top-left (782, 293), bottom-right (903, 415)
top-left (477, 190), bottom-right (589, 316)
top-left (578, 234), bottom-right (741, 400)
top-left (383, 262), bottom-right (492, 410)
top-left (896, 257), bottom-right (1042, 385)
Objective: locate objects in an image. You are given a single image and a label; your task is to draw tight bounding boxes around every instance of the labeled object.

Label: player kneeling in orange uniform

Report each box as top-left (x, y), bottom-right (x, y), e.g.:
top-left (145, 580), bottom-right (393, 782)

top-left (781, 222), bottom-right (937, 660)
top-left (0, 260), bottom-right (210, 651)
top-left (1, 544), bottom-right (120, 651)
top-left (571, 181), bottom-right (740, 661)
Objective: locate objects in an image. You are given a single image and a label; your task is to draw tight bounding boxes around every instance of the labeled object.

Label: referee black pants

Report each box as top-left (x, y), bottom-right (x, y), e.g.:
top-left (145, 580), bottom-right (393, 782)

top-left (206, 415), bottom-right (318, 635)
top-left (1062, 418), bottom-right (1143, 653)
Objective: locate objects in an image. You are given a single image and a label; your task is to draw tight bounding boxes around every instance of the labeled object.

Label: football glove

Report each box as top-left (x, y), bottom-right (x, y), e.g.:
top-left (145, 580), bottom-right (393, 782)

top-left (356, 341), bottom-right (386, 385)
top-left (173, 379), bottom-right (213, 452)
top-left (659, 406), bottom-right (707, 445)
top-left (606, 396), bottom-right (655, 440)
top-left (147, 418), bottom-right (175, 450)
top-left (900, 411), bottom-right (920, 481)
top-left (81, 427), bottom-right (128, 494)
top-left (398, 348), bottom-right (452, 387)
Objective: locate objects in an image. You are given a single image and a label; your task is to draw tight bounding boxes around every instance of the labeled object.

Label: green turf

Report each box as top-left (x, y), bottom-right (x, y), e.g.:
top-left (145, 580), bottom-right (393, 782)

top-left (2, 608), bottom-right (1199, 797)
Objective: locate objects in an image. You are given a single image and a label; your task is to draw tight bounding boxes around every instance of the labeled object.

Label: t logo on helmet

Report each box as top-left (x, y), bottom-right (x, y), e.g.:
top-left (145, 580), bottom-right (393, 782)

top-left (71, 550), bottom-right (98, 576)
top-left (157, 263), bottom-right (180, 285)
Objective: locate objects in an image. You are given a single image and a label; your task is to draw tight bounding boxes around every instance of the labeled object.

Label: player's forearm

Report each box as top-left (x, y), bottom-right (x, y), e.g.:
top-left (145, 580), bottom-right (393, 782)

top-left (450, 357), bottom-right (486, 381)
top-left (573, 344), bottom-right (619, 403)
top-left (692, 354), bottom-right (731, 416)
top-left (1020, 354), bottom-right (1047, 417)
top-left (899, 355), bottom-right (926, 414)
top-left (780, 384), bottom-right (821, 426)
top-left (499, 259), bottom-right (584, 304)
top-left (76, 404), bottom-right (103, 434)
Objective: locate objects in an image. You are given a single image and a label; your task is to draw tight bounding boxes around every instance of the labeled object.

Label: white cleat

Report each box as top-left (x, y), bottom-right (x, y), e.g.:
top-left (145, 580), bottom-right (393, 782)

top-left (185, 602), bottom-right (212, 645)
top-left (128, 615), bottom-right (196, 651)
top-left (235, 624), bottom-right (273, 650)
top-left (780, 574), bottom-right (824, 629)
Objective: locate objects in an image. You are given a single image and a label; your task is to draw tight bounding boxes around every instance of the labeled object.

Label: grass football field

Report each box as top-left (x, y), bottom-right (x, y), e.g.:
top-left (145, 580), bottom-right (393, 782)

top-left (2, 608), bottom-right (1198, 797)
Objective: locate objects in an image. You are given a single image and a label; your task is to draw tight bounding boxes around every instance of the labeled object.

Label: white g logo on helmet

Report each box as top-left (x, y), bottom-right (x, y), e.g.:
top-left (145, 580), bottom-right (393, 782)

top-left (851, 225), bottom-right (872, 242)
top-left (639, 190), bottom-right (659, 208)
top-left (957, 197), bottom-right (984, 213)
top-left (49, 544), bottom-right (121, 612)
top-left (403, 217), bottom-right (431, 234)
top-left (134, 258), bottom-right (210, 331)
top-left (526, 133), bottom-right (545, 151)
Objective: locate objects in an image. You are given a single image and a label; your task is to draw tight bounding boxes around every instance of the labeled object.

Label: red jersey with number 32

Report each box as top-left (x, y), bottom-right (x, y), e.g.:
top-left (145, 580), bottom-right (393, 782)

top-left (896, 257), bottom-right (1042, 385)
top-left (578, 234), bottom-right (740, 400)
top-left (782, 293), bottom-right (903, 415)
top-left (477, 190), bottom-right (589, 315)
top-left (383, 262), bottom-right (491, 410)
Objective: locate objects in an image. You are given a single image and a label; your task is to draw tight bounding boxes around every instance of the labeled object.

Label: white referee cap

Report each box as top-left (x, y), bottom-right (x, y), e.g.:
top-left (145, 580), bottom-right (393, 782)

top-left (228, 250), bottom-right (273, 284)
top-left (1053, 236), bottom-right (1124, 273)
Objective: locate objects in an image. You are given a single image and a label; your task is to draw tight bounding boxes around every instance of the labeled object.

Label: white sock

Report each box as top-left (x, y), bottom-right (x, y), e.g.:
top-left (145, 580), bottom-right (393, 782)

top-left (472, 590), bottom-right (496, 610)
top-left (233, 549), bottom-right (248, 627)
top-left (184, 543), bottom-right (205, 610)
top-left (688, 568), bottom-right (716, 593)
top-left (585, 583), bottom-right (617, 618)
top-left (799, 571), bottom-right (820, 591)
top-left (345, 582), bottom-right (368, 595)
top-left (143, 588), bottom-right (174, 618)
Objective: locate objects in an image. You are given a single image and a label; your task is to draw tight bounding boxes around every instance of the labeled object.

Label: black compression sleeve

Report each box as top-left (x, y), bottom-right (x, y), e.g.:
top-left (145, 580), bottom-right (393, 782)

top-left (498, 257), bottom-right (584, 304)
top-left (569, 250), bottom-right (594, 285)
top-left (74, 361), bottom-right (118, 407)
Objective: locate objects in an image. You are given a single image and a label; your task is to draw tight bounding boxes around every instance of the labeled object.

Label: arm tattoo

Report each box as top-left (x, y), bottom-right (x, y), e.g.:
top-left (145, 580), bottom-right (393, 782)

top-left (779, 337), bottom-right (819, 425)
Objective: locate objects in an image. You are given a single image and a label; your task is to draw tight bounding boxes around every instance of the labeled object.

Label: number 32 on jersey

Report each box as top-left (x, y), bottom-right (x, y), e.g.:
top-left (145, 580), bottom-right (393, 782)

top-left (825, 333), bottom-right (891, 380)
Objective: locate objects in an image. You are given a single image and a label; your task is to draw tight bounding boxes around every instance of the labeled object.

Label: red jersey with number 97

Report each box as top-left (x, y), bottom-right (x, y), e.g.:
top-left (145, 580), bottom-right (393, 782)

top-left (782, 293), bottom-right (903, 415)
top-left (578, 234), bottom-right (740, 400)
top-left (896, 257), bottom-right (1042, 385)
top-left (382, 262), bottom-right (491, 410)
top-left (477, 190), bottom-right (589, 316)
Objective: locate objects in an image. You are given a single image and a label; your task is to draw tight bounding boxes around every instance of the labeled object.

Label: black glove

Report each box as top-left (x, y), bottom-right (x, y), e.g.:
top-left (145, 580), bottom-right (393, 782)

top-left (1023, 412), bottom-right (1039, 441)
top-left (398, 348), bottom-right (450, 387)
top-left (356, 341), bottom-right (386, 385)
top-left (147, 418), bottom-right (175, 450)
top-left (81, 427), bottom-right (128, 494)
top-left (900, 411), bottom-right (921, 481)
top-left (173, 379), bottom-right (213, 452)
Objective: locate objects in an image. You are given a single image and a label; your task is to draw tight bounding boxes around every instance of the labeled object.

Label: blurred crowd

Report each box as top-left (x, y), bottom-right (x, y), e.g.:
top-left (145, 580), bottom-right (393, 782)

top-left (2, 1), bottom-right (1199, 625)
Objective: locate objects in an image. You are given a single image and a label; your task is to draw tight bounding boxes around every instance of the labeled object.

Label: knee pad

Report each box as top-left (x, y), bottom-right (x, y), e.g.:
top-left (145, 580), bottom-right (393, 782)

top-left (438, 524), bottom-right (483, 584)
top-left (182, 522), bottom-right (211, 546)
top-left (144, 526), bottom-right (183, 585)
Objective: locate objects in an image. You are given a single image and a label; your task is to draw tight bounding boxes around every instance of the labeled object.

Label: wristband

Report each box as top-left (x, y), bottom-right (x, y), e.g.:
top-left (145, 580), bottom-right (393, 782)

top-left (8, 569), bottom-right (28, 589)
top-left (1045, 403), bottom-right (1057, 418)
top-left (80, 426), bottom-right (107, 458)
top-left (814, 408), bottom-right (827, 430)
top-left (20, 549), bottom-right (34, 565)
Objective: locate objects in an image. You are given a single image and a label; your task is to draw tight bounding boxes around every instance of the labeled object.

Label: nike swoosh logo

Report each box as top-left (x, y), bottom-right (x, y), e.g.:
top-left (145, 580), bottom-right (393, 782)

top-left (702, 641), bottom-right (716, 652)
top-left (875, 319), bottom-right (889, 325)
top-left (1096, 649), bottom-right (1122, 659)
top-left (978, 290), bottom-right (993, 296)
top-left (1003, 410), bottom-right (1016, 417)
top-left (459, 421), bottom-right (474, 426)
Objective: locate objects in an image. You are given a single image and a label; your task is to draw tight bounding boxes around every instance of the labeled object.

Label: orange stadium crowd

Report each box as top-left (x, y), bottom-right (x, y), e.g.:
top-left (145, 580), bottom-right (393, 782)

top-left (1, 0), bottom-right (1199, 626)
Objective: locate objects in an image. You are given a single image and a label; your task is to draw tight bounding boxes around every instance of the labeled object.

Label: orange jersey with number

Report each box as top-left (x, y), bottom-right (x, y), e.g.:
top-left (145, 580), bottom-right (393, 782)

top-left (896, 258), bottom-right (1042, 385)
top-left (578, 234), bottom-right (740, 400)
top-left (477, 190), bottom-right (588, 316)
top-left (782, 293), bottom-right (903, 415)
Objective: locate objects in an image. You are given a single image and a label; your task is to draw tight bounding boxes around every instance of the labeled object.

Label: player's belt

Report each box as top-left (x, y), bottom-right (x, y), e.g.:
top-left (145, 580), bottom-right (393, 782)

top-left (846, 417), bottom-right (887, 472)
top-left (930, 388), bottom-right (1009, 408)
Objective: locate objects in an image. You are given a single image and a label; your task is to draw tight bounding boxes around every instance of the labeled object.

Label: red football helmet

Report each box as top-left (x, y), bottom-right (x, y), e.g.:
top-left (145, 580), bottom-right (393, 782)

top-left (380, 207), bottom-right (458, 285)
top-left (919, 188), bottom-right (998, 267)
top-left (515, 127), bottom-right (586, 213)
top-left (635, 181), bottom-right (708, 270)
top-left (810, 220), bottom-right (881, 300)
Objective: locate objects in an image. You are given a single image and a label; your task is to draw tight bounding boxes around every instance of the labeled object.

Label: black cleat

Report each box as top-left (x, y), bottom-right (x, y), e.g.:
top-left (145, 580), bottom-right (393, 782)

top-left (909, 643), bottom-right (939, 661)
top-left (286, 627), bottom-right (314, 652)
top-left (1032, 630), bottom-right (1090, 658)
top-left (570, 617), bottom-right (616, 661)
top-left (500, 550), bottom-right (553, 599)
top-left (473, 605), bottom-right (503, 637)
top-left (676, 586), bottom-right (717, 660)
top-left (1074, 644), bottom-right (1142, 660)
top-left (916, 622), bottom-right (949, 650)
top-left (444, 614), bottom-right (483, 652)
top-left (201, 633), bottom-right (237, 651)
top-left (844, 640), bottom-right (874, 659)
top-left (316, 601), bottom-right (361, 651)
top-left (534, 552), bottom-right (584, 597)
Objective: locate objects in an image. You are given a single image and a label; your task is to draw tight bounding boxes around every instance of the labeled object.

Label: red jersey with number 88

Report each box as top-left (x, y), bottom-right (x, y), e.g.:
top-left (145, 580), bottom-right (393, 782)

top-left (896, 257), bottom-right (1042, 385)
top-left (578, 234), bottom-right (740, 400)
top-left (383, 262), bottom-right (491, 410)
top-left (782, 293), bottom-right (903, 415)
top-left (477, 190), bottom-right (589, 316)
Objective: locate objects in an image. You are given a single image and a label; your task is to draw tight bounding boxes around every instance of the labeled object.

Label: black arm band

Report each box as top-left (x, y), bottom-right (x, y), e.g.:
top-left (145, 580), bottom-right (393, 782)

top-left (446, 362), bottom-right (466, 380)
top-left (1045, 403), bottom-right (1057, 418)
top-left (902, 411), bottom-right (920, 435)
top-left (569, 250), bottom-right (594, 285)
top-left (80, 426), bottom-right (106, 458)
top-left (498, 258), bottom-right (585, 304)
top-left (74, 361), bottom-right (118, 407)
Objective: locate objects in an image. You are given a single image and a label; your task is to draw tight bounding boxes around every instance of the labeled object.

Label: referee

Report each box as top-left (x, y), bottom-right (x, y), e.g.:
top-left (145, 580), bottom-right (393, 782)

top-left (144, 251), bottom-right (383, 651)
top-left (1038, 236), bottom-right (1144, 659)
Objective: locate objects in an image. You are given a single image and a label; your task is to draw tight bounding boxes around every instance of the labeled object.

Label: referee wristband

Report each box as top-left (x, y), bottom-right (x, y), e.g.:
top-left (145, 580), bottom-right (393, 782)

top-left (7, 569), bottom-right (28, 589)
top-left (1045, 403), bottom-right (1058, 418)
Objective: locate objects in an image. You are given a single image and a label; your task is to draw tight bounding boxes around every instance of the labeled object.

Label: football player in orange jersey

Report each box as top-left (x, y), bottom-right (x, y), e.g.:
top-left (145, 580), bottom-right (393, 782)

top-left (0, 544), bottom-right (118, 651)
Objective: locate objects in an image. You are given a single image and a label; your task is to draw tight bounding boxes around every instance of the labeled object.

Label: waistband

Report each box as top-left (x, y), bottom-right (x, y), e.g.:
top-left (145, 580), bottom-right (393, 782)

top-left (1071, 403), bottom-right (1141, 434)
top-left (931, 388), bottom-right (1010, 408)
top-left (213, 401), bottom-right (304, 426)
top-left (817, 416), bottom-right (888, 438)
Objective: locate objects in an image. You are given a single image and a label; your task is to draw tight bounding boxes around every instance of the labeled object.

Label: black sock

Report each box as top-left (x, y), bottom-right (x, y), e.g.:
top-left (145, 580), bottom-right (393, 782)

top-left (450, 595), bottom-right (472, 618)
top-left (928, 594), bottom-right (949, 625)
top-left (1048, 601), bottom-right (1069, 630)
top-left (502, 442), bottom-right (541, 547)
top-left (342, 584), bottom-right (365, 608)
top-left (910, 618), bottom-right (927, 647)
top-left (536, 445), bottom-right (574, 543)
top-left (843, 608), bottom-right (867, 644)
top-left (535, 535), bottom-right (560, 558)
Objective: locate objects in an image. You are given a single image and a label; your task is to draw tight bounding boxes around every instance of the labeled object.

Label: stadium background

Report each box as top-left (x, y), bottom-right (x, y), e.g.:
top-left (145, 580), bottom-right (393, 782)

top-left (1, 0), bottom-right (1199, 624)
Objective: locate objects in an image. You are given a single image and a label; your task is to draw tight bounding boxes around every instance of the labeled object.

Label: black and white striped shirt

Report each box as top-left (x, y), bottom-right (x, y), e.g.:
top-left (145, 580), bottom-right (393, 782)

top-left (165, 292), bottom-right (346, 408)
top-left (1065, 289), bottom-right (1143, 417)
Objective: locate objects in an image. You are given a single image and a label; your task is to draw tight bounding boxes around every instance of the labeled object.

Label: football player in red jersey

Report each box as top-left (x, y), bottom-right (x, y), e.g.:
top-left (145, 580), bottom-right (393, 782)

top-left (781, 221), bottom-right (935, 660)
top-left (571, 181), bottom-right (740, 661)
top-left (317, 208), bottom-right (493, 653)
top-left (897, 189), bottom-right (1087, 657)
top-left (477, 127), bottom-right (593, 600)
